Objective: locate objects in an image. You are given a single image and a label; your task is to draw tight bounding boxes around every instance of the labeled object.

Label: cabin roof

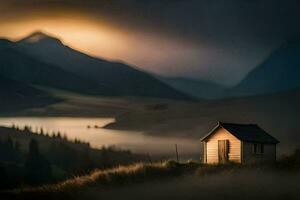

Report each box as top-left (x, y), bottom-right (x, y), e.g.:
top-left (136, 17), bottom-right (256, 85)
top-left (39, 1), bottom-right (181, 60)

top-left (201, 122), bottom-right (280, 144)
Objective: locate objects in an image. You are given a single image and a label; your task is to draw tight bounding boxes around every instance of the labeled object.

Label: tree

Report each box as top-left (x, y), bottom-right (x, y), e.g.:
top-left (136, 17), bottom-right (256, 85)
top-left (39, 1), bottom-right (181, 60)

top-left (0, 137), bottom-right (21, 163)
top-left (47, 142), bottom-right (79, 172)
top-left (24, 139), bottom-right (52, 185)
top-left (40, 128), bottom-right (44, 136)
top-left (15, 141), bottom-right (21, 152)
top-left (24, 125), bottom-right (32, 132)
top-left (14, 141), bottom-right (22, 163)
top-left (0, 163), bottom-right (6, 189)
top-left (5, 137), bottom-right (13, 149)
top-left (56, 131), bottom-right (62, 139)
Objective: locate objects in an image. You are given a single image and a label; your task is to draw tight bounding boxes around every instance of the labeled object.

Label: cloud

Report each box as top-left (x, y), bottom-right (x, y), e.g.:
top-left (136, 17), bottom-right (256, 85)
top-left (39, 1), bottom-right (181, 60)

top-left (1, 0), bottom-right (300, 85)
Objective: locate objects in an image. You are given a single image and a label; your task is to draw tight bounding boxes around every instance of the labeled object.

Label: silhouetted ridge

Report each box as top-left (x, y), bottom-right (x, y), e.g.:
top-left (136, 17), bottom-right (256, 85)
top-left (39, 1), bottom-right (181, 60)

top-left (232, 36), bottom-right (300, 96)
top-left (0, 43), bottom-right (114, 96)
top-left (0, 75), bottom-right (58, 112)
top-left (19, 31), bottom-right (63, 45)
top-left (16, 32), bottom-right (193, 100)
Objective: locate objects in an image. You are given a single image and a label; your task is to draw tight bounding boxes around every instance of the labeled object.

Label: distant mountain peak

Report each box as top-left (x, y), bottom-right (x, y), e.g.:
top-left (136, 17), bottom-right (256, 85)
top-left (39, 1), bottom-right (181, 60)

top-left (19, 31), bottom-right (63, 45)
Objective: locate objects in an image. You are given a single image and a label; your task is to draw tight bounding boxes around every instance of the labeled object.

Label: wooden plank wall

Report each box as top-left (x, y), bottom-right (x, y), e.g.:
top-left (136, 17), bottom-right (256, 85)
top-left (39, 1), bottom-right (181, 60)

top-left (242, 142), bottom-right (276, 164)
top-left (205, 127), bottom-right (241, 163)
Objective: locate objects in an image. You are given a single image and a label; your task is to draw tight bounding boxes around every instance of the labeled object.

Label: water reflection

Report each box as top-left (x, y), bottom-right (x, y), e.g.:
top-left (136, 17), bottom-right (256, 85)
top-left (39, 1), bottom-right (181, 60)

top-left (0, 117), bottom-right (199, 158)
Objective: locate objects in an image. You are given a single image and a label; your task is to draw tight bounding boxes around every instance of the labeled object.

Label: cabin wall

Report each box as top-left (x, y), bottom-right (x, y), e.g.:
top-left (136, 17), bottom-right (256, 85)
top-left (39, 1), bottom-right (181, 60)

top-left (202, 142), bottom-right (207, 163)
top-left (205, 127), bottom-right (241, 164)
top-left (242, 142), bottom-right (276, 164)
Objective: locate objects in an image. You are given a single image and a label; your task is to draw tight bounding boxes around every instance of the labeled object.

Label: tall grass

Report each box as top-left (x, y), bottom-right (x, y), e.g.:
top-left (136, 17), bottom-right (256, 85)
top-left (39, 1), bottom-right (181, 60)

top-left (1, 160), bottom-right (201, 200)
top-left (2, 149), bottom-right (299, 200)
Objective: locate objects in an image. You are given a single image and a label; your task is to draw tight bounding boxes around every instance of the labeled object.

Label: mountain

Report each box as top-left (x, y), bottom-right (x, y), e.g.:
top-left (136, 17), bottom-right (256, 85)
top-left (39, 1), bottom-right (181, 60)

top-left (232, 37), bottom-right (300, 96)
top-left (0, 75), bottom-right (58, 112)
top-left (0, 39), bottom-right (112, 96)
top-left (159, 77), bottom-right (227, 99)
top-left (0, 39), bottom-right (13, 49)
top-left (17, 31), bottom-right (192, 100)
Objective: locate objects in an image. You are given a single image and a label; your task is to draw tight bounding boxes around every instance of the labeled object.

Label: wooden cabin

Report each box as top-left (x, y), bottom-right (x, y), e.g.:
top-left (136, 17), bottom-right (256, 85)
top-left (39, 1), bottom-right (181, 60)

top-left (201, 122), bottom-right (279, 164)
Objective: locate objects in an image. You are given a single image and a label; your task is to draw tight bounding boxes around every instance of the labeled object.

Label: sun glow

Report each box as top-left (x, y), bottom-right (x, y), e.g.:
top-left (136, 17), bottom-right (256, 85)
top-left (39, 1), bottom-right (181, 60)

top-left (0, 14), bottom-right (202, 76)
top-left (0, 16), bottom-right (129, 60)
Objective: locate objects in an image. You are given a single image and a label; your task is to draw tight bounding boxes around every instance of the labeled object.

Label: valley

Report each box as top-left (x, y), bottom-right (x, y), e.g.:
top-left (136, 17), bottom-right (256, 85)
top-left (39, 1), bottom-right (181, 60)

top-left (2, 88), bottom-right (299, 156)
top-left (1, 2), bottom-right (300, 200)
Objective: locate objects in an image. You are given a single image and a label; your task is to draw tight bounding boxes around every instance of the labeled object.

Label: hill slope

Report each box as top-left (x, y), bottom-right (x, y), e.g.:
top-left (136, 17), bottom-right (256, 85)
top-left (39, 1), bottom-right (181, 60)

top-left (233, 38), bottom-right (300, 96)
top-left (0, 75), bottom-right (58, 112)
top-left (17, 32), bottom-right (192, 100)
top-left (159, 77), bottom-right (227, 99)
top-left (0, 40), bottom-right (112, 96)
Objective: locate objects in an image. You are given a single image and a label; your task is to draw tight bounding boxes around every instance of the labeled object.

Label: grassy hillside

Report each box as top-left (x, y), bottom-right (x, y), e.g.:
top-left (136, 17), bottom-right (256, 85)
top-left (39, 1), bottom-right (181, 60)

top-left (80, 165), bottom-right (300, 200)
top-left (4, 161), bottom-right (199, 197)
top-left (0, 161), bottom-right (227, 199)
top-left (0, 126), bottom-right (147, 190)
top-left (2, 150), bottom-right (300, 200)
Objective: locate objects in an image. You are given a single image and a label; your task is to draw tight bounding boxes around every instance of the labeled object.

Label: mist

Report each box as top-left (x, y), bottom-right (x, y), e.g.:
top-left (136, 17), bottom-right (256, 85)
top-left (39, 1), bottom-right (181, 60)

top-left (80, 169), bottom-right (300, 200)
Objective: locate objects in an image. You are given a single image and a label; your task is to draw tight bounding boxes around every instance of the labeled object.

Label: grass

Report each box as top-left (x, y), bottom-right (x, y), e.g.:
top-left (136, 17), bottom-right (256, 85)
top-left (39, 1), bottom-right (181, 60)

top-left (82, 166), bottom-right (300, 200)
top-left (2, 150), bottom-right (299, 200)
top-left (0, 160), bottom-right (201, 200)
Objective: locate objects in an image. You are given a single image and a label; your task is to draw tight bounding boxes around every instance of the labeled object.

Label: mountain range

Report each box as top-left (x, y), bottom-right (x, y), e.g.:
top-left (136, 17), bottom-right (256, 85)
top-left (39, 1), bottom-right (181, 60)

top-left (0, 39), bottom-right (109, 96)
top-left (16, 32), bottom-right (192, 100)
top-left (232, 37), bottom-right (300, 96)
top-left (0, 32), bottom-right (192, 108)
top-left (1, 31), bottom-right (300, 112)
top-left (161, 37), bottom-right (300, 99)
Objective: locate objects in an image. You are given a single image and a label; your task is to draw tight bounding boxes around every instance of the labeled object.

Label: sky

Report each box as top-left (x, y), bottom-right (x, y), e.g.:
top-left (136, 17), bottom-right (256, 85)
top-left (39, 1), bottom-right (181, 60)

top-left (0, 0), bottom-right (300, 86)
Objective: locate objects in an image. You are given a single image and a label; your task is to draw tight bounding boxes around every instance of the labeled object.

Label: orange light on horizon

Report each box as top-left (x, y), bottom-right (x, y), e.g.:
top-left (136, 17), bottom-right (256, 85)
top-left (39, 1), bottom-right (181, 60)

top-left (0, 14), bottom-right (203, 77)
top-left (0, 16), bottom-right (130, 61)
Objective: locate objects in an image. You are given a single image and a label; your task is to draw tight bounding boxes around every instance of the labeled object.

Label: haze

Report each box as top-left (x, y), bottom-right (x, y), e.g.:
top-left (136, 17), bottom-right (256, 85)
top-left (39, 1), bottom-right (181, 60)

top-left (1, 0), bottom-right (300, 86)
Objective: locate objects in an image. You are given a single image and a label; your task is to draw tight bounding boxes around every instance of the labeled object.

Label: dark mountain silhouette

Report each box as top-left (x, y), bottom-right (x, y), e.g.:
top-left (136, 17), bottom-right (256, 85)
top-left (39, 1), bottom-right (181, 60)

top-left (159, 37), bottom-right (300, 99)
top-left (159, 77), bottom-right (227, 99)
top-left (0, 39), bottom-right (13, 49)
top-left (232, 37), bottom-right (300, 96)
top-left (0, 39), bottom-right (114, 96)
top-left (160, 37), bottom-right (300, 99)
top-left (0, 75), bottom-right (58, 112)
top-left (17, 31), bottom-right (192, 100)
top-left (19, 31), bottom-right (61, 45)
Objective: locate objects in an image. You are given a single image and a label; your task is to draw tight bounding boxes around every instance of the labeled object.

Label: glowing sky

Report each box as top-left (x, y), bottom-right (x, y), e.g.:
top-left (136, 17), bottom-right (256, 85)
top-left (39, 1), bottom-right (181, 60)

top-left (1, 0), bottom-right (300, 86)
top-left (0, 13), bottom-right (207, 82)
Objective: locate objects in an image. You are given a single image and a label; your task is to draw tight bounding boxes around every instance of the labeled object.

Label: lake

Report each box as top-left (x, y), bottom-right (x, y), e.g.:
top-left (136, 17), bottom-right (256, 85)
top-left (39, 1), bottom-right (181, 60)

top-left (0, 117), bottom-right (200, 158)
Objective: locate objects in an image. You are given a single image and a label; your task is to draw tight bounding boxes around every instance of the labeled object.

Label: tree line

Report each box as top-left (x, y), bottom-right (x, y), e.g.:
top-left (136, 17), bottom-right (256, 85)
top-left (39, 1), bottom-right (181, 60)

top-left (0, 126), bottom-right (147, 189)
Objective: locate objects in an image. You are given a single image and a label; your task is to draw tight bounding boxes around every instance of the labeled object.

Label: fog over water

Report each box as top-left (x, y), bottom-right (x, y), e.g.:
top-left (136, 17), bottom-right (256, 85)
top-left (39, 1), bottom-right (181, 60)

top-left (0, 117), bottom-right (200, 158)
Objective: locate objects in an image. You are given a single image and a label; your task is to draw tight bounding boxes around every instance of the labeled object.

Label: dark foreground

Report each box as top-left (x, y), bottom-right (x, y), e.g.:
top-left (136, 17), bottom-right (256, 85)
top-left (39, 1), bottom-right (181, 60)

top-left (81, 169), bottom-right (300, 200)
top-left (1, 150), bottom-right (300, 200)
